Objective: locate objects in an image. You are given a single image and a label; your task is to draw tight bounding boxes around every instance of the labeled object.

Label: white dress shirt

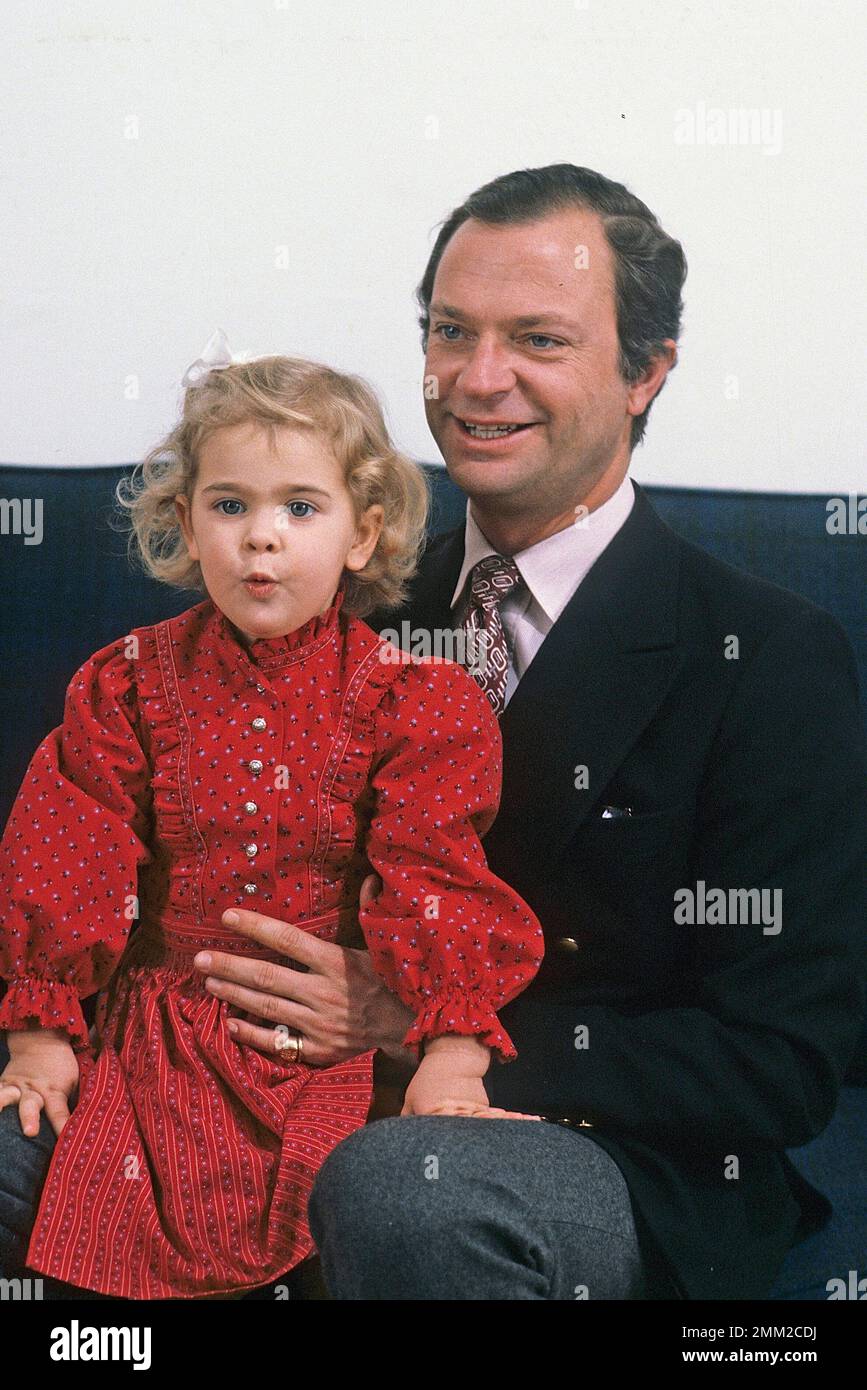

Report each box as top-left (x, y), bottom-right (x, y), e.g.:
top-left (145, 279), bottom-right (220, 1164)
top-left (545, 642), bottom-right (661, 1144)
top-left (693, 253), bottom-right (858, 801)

top-left (450, 474), bottom-right (636, 707)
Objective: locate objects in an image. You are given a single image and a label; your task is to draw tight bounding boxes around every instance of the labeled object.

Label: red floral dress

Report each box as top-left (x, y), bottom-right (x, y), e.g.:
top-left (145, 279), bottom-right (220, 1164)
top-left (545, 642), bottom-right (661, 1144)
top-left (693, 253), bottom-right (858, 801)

top-left (0, 586), bottom-right (544, 1298)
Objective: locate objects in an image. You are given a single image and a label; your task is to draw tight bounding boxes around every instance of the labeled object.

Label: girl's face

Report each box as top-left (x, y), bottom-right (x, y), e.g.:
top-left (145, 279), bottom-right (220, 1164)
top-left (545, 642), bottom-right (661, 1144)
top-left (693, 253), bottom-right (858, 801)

top-left (174, 422), bottom-right (383, 645)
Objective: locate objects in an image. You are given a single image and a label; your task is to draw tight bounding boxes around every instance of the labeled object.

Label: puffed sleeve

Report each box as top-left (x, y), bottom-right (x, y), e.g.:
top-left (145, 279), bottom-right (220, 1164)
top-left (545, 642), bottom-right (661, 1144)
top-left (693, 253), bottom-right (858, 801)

top-left (0, 637), bottom-right (153, 1051)
top-left (358, 656), bottom-right (545, 1062)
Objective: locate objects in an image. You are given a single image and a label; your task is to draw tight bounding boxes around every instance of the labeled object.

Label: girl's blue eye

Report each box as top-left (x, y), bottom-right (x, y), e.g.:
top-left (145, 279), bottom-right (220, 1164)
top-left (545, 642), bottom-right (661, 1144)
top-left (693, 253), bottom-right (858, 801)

top-left (213, 499), bottom-right (316, 518)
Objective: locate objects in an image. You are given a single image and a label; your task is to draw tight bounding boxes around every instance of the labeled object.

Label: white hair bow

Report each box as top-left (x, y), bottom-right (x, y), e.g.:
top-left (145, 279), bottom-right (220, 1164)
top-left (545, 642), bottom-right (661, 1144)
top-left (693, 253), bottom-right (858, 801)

top-left (181, 329), bottom-right (254, 387)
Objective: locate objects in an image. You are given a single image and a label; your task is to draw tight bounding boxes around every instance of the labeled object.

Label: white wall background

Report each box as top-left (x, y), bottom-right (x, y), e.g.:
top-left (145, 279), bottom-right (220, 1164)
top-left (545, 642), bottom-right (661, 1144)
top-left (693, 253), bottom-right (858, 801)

top-left (1, 0), bottom-right (863, 491)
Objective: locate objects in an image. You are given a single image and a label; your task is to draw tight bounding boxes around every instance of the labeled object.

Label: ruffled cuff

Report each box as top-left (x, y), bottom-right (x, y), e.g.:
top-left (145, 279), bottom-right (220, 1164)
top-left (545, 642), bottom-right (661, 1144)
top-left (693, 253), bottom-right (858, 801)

top-left (0, 975), bottom-right (90, 1051)
top-left (402, 987), bottom-right (517, 1063)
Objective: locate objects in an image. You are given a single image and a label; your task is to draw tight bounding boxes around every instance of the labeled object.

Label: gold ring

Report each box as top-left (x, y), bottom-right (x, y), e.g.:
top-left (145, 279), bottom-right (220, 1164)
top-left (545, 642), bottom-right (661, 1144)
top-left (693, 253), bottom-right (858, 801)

top-left (274, 1029), bottom-right (302, 1061)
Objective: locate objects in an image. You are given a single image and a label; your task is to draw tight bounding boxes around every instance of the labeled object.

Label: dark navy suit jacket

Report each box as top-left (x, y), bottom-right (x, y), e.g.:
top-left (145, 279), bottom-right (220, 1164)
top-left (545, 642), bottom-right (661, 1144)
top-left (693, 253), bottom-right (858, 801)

top-left (369, 483), bottom-right (867, 1300)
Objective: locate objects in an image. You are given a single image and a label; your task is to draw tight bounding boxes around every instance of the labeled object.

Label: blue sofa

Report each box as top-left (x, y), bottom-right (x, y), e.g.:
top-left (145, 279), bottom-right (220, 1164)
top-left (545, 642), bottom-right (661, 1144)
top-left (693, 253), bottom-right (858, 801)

top-left (0, 462), bottom-right (864, 1300)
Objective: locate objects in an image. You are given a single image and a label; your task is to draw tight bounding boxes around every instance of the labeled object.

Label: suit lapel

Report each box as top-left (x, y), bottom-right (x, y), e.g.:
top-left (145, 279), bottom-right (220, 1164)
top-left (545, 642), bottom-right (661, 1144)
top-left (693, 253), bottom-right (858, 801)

top-left (398, 527), bottom-right (466, 644)
top-left (378, 486), bottom-right (686, 898)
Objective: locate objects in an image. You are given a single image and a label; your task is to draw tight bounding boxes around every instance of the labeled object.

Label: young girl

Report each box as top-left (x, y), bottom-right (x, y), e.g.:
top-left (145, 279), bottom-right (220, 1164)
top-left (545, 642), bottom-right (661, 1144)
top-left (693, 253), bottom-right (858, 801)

top-left (0, 343), bottom-right (545, 1299)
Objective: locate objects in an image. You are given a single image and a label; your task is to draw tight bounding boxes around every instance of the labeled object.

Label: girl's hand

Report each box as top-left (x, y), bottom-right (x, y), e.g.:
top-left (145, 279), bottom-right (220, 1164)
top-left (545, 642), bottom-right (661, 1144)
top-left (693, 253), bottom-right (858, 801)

top-left (0, 1026), bottom-right (80, 1138)
top-left (401, 1057), bottom-right (489, 1116)
top-left (400, 1050), bottom-right (542, 1120)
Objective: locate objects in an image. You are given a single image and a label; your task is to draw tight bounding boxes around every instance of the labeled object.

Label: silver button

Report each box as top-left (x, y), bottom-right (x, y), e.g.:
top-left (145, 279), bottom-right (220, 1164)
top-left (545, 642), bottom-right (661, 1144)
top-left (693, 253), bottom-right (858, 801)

top-left (244, 801), bottom-right (258, 815)
top-left (248, 759), bottom-right (263, 775)
top-left (251, 717), bottom-right (267, 731)
top-left (244, 842), bottom-right (258, 858)
top-left (557, 936), bottom-right (581, 953)
top-left (243, 882), bottom-right (257, 895)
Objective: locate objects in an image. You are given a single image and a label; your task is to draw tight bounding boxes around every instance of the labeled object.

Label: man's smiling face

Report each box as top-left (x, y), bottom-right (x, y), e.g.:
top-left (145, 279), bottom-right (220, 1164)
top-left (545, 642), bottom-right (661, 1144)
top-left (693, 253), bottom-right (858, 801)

top-left (423, 208), bottom-right (670, 542)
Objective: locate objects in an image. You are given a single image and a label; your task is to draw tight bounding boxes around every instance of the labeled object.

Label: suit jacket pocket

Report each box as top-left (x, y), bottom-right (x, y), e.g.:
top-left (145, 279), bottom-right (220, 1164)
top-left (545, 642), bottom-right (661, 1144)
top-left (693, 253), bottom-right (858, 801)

top-left (578, 801), bottom-right (694, 865)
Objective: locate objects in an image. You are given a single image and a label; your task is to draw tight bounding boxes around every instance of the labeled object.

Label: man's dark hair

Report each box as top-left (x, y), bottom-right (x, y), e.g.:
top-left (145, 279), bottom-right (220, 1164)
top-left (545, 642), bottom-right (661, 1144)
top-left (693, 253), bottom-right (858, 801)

top-left (416, 163), bottom-right (687, 450)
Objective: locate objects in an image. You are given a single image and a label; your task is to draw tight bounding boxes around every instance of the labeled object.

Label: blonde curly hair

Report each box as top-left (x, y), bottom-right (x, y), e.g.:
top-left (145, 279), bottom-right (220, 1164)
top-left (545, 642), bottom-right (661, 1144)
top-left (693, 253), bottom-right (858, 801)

top-left (115, 356), bottom-right (430, 618)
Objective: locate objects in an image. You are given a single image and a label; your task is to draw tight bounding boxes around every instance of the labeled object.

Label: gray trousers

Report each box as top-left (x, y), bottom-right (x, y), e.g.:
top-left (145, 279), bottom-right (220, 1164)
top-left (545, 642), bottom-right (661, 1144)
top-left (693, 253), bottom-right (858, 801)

top-left (309, 1114), bottom-right (667, 1300)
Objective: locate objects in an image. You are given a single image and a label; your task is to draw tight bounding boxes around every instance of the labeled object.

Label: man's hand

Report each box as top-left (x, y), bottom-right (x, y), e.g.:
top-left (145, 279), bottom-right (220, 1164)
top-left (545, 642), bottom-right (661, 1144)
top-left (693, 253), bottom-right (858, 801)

top-left (193, 874), bottom-right (418, 1068)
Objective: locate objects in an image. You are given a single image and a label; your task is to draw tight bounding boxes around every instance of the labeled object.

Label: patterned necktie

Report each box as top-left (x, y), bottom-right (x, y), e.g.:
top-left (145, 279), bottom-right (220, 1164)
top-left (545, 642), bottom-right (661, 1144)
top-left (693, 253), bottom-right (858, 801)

top-left (462, 555), bottom-right (524, 716)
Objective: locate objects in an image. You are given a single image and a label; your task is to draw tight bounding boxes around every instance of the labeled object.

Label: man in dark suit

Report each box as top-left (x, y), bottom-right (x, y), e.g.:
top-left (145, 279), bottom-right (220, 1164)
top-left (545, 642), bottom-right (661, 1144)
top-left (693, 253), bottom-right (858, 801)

top-left (199, 165), bottom-right (866, 1299)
